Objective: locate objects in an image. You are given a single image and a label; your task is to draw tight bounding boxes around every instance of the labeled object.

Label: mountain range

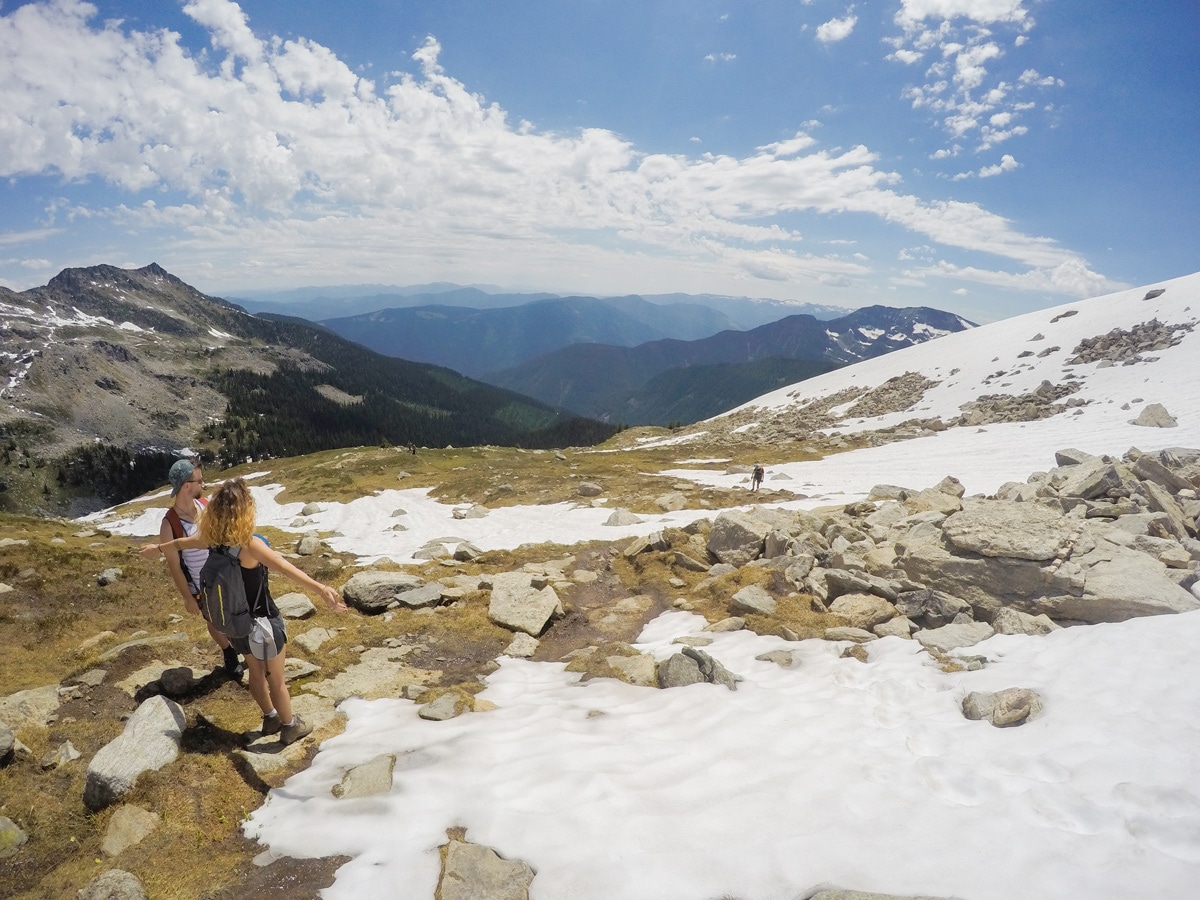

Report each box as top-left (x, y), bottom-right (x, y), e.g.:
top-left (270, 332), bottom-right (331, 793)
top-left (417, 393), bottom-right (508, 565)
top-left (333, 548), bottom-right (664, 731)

top-left (0, 264), bottom-right (613, 515)
top-left (485, 305), bottom-right (975, 424)
top-left (237, 284), bottom-right (852, 330)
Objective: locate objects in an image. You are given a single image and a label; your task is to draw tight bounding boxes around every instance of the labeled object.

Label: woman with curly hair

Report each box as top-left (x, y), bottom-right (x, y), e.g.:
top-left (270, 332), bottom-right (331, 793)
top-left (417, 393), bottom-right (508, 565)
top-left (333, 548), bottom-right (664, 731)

top-left (142, 478), bottom-right (346, 745)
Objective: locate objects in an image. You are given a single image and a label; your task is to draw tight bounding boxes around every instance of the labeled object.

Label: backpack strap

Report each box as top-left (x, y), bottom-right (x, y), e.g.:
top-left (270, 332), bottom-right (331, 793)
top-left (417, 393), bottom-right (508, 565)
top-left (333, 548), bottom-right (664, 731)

top-left (164, 507), bottom-right (186, 541)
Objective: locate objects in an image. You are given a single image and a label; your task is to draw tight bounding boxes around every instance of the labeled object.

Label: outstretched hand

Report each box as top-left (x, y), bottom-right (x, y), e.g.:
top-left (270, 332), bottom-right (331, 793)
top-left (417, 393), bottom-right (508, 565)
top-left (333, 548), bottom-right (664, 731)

top-left (138, 543), bottom-right (160, 560)
top-left (319, 583), bottom-right (347, 612)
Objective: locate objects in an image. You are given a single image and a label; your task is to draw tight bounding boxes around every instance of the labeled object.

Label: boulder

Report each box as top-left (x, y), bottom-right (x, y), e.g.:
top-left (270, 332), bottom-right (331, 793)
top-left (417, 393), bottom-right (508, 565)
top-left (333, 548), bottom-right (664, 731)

top-left (730, 584), bottom-right (776, 617)
top-left (829, 593), bottom-right (896, 630)
top-left (437, 839), bottom-right (535, 900)
top-left (488, 572), bottom-right (563, 636)
top-left (76, 869), bottom-right (148, 900)
top-left (603, 508), bottom-right (643, 526)
top-left (962, 687), bottom-right (1043, 727)
top-left (873, 617), bottom-right (915, 639)
top-left (576, 482), bottom-right (603, 497)
top-left (0, 684), bottom-right (61, 732)
top-left (84, 696), bottom-right (186, 811)
top-left (1130, 403), bottom-right (1177, 427)
top-left (1055, 460), bottom-right (1125, 500)
top-left (657, 647), bottom-right (740, 690)
top-left (706, 510), bottom-right (773, 566)
top-left (503, 633), bottom-right (539, 659)
top-left (941, 500), bottom-right (1076, 561)
top-left (914, 621), bottom-right (995, 653)
top-left (823, 627), bottom-right (876, 643)
top-left (991, 608), bottom-right (1061, 635)
top-left (341, 571), bottom-right (428, 613)
top-left (296, 533), bottom-right (323, 556)
top-left (418, 691), bottom-right (474, 721)
top-left (656, 492), bottom-right (687, 511)
top-left (332, 754), bottom-right (395, 799)
top-left (274, 592), bottom-right (317, 618)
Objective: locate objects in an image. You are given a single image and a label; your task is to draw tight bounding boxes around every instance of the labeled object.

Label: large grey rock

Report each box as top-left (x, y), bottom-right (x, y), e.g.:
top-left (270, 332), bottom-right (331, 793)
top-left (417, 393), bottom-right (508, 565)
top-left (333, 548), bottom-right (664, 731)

top-left (488, 572), bottom-right (563, 636)
top-left (730, 584), bottom-right (776, 616)
top-left (576, 481), bottom-right (603, 497)
top-left (296, 533), bottom-right (324, 556)
top-left (962, 687), bottom-right (1043, 727)
top-left (991, 607), bottom-right (1061, 635)
top-left (914, 621), bottom-right (995, 653)
top-left (438, 839), bottom-right (535, 900)
top-left (1056, 538), bottom-right (1200, 622)
top-left (603, 508), bottom-right (643, 526)
top-left (1139, 480), bottom-right (1192, 539)
top-left (824, 568), bottom-right (898, 602)
top-left (274, 592), bottom-right (316, 619)
top-left (393, 582), bottom-right (445, 609)
top-left (942, 500), bottom-right (1076, 561)
top-left (419, 692), bottom-right (473, 721)
top-left (332, 753), bottom-right (395, 799)
top-left (0, 684), bottom-right (61, 732)
top-left (341, 571), bottom-right (427, 613)
top-left (829, 593), bottom-right (897, 630)
top-left (1131, 403), bottom-right (1177, 427)
top-left (823, 626), bottom-right (877, 643)
top-left (76, 869), bottom-right (148, 900)
top-left (1056, 460), bottom-right (1125, 500)
top-left (1132, 455), bottom-right (1195, 493)
top-left (706, 510), bottom-right (773, 566)
top-left (657, 647), bottom-right (740, 690)
top-left (84, 696), bottom-right (186, 811)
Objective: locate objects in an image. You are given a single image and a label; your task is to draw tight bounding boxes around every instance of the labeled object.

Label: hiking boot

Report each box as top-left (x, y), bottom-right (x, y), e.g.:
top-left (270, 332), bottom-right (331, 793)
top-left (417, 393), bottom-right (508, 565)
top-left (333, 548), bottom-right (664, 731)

top-left (222, 647), bottom-right (244, 679)
top-left (260, 713), bottom-right (282, 737)
top-left (278, 715), bottom-right (312, 746)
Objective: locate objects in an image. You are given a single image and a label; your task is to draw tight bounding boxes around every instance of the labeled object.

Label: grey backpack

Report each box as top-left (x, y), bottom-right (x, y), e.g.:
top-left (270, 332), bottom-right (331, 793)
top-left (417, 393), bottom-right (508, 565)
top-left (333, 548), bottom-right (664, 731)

top-left (198, 546), bottom-right (254, 638)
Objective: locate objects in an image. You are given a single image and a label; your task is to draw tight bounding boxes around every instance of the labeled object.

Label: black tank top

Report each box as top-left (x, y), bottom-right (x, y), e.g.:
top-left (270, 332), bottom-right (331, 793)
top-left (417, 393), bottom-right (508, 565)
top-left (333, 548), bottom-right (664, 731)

top-left (239, 560), bottom-right (279, 618)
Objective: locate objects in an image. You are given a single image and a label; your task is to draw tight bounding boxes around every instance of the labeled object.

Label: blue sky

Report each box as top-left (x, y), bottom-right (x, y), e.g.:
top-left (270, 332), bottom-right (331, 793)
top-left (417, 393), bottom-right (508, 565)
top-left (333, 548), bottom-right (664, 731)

top-left (0, 0), bottom-right (1196, 322)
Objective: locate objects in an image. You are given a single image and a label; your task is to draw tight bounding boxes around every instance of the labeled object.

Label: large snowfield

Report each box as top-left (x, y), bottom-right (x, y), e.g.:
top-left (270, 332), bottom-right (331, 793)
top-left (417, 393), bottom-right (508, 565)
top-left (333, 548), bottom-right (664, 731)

top-left (96, 273), bottom-right (1200, 898)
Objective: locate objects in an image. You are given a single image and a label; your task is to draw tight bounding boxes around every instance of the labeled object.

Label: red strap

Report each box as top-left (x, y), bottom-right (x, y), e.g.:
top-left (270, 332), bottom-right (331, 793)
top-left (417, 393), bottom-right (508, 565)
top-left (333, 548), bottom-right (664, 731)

top-left (164, 507), bottom-right (185, 540)
top-left (165, 497), bottom-right (206, 540)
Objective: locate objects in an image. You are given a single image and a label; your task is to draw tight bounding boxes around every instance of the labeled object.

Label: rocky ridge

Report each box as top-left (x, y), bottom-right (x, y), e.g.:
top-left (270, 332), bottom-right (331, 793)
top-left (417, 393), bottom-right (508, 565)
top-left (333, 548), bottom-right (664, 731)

top-left (4, 444), bottom-right (1199, 897)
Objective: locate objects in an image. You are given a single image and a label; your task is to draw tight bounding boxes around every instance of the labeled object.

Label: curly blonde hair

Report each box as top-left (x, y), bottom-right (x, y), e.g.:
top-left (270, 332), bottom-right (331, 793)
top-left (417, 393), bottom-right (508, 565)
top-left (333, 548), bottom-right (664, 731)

top-left (198, 478), bottom-right (256, 547)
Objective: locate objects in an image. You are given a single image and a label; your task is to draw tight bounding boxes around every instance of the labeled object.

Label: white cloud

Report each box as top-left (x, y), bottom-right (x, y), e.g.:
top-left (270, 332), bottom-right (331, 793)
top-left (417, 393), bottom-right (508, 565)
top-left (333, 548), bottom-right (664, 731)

top-left (978, 154), bottom-right (1018, 177)
top-left (916, 258), bottom-right (1124, 297)
top-left (0, 0), bottom-right (1109, 300)
top-left (816, 9), bottom-right (858, 44)
top-left (895, 1), bottom-right (1029, 30)
top-left (889, 48), bottom-right (924, 64)
top-left (1019, 68), bottom-right (1063, 87)
top-left (704, 52), bottom-right (736, 62)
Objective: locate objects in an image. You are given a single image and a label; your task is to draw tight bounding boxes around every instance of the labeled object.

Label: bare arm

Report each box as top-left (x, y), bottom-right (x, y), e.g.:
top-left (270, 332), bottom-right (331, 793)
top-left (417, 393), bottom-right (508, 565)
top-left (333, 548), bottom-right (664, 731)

top-left (140, 532), bottom-right (205, 558)
top-left (242, 536), bottom-right (347, 612)
top-left (156, 518), bottom-right (201, 614)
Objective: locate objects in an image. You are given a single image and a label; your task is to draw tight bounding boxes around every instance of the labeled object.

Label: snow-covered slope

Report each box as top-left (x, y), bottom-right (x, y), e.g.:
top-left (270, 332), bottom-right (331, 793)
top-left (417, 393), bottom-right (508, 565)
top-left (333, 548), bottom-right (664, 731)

top-left (665, 272), bottom-right (1200, 504)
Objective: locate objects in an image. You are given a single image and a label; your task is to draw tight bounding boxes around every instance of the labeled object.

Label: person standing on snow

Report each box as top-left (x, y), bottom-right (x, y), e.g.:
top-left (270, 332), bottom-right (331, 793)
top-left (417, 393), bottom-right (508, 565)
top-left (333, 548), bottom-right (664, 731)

top-left (751, 463), bottom-right (765, 492)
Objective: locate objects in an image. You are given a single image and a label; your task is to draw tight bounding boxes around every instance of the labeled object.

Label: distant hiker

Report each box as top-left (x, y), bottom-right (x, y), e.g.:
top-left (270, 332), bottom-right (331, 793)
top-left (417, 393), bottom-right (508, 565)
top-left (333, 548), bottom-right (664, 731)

top-left (408, 441), bottom-right (417, 455)
top-left (158, 458), bottom-right (243, 678)
top-left (751, 463), bottom-right (765, 492)
top-left (142, 478), bottom-right (346, 746)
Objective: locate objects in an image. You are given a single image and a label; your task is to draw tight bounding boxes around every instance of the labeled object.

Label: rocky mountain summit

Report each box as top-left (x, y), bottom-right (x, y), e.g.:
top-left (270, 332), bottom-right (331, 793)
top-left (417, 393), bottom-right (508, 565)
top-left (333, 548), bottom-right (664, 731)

top-left (3, 441), bottom-right (1198, 898)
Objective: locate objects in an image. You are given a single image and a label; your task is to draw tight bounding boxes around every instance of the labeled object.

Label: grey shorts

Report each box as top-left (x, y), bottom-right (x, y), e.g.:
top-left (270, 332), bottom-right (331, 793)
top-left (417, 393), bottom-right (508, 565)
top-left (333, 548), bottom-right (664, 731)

top-left (230, 615), bottom-right (287, 660)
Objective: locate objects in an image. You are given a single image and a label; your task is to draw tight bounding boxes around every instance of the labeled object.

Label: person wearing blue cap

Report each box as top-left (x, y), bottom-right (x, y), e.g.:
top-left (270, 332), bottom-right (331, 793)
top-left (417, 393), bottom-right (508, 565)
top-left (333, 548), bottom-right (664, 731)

top-left (159, 458), bottom-right (244, 678)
